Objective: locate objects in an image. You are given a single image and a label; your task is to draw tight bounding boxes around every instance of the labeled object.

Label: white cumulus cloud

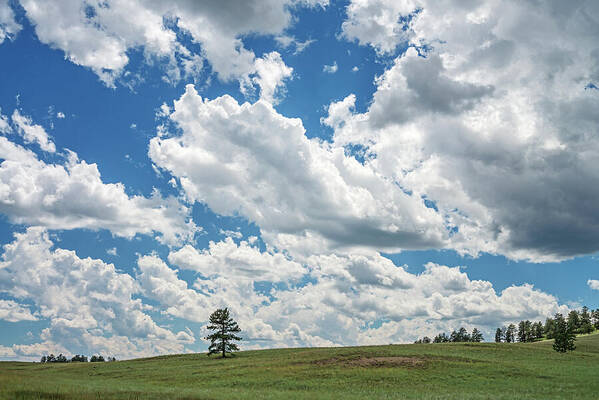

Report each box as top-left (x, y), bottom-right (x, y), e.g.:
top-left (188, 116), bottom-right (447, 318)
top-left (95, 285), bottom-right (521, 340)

top-left (169, 237), bottom-right (307, 282)
top-left (16, 0), bottom-right (313, 89)
top-left (0, 228), bottom-right (192, 359)
top-left (323, 61), bottom-right (338, 74)
top-left (251, 52), bottom-right (293, 104)
top-left (11, 109), bottom-right (56, 153)
top-left (0, 134), bottom-right (197, 246)
top-left (341, 0), bottom-right (414, 53)
top-left (330, 0), bottom-right (599, 261)
top-left (149, 84), bottom-right (446, 257)
top-left (0, 299), bottom-right (37, 322)
top-left (0, 0), bottom-right (21, 44)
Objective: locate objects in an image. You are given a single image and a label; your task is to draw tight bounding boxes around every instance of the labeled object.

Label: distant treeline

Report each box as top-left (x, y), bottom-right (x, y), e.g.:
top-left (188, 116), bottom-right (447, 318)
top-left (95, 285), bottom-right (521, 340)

top-left (495, 306), bottom-right (599, 343)
top-left (414, 327), bottom-right (484, 344)
top-left (40, 354), bottom-right (116, 363)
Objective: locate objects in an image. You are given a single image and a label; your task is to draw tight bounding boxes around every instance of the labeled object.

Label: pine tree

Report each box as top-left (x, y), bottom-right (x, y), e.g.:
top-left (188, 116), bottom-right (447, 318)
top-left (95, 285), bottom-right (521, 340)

top-left (458, 327), bottom-right (470, 342)
top-left (592, 309), bottom-right (599, 330)
top-left (71, 354), bottom-right (88, 362)
top-left (517, 320), bottom-right (533, 342)
top-left (505, 324), bottom-right (516, 343)
top-left (433, 332), bottom-right (449, 343)
top-left (449, 330), bottom-right (458, 342)
top-left (579, 306), bottom-right (594, 334)
top-left (470, 328), bottom-right (483, 342)
top-left (205, 308), bottom-right (242, 358)
top-left (567, 310), bottom-right (581, 333)
top-left (495, 327), bottom-right (503, 343)
top-left (532, 321), bottom-right (544, 340)
top-left (517, 320), bottom-right (527, 342)
top-left (544, 317), bottom-right (556, 339)
top-left (525, 320), bottom-right (533, 341)
top-left (553, 313), bottom-right (576, 353)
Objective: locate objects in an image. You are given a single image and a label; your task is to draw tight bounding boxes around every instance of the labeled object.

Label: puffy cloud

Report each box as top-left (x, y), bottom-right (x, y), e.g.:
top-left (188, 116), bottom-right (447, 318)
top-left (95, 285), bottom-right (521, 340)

top-left (0, 135), bottom-right (197, 246)
top-left (169, 237), bottom-right (306, 282)
top-left (136, 254), bottom-right (210, 323)
top-left (164, 238), bottom-right (309, 334)
top-left (0, 0), bottom-right (20, 44)
top-left (0, 228), bottom-right (571, 357)
top-left (321, 94), bottom-right (357, 130)
top-left (2, 0), bottom-right (590, 359)
top-left (366, 49), bottom-right (494, 128)
top-left (588, 279), bottom-right (599, 291)
top-left (19, 0), bottom-right (178, 86)
top-left (17, 0), bottom-right (309, 88)
top-left (0, 110), bottom-right (10, 134)
top-left (218, 229), bottom-right (243, 239)
top-left (241, 256), bottom-right (567, 346)
top-left (323, 61), bottom-right (338, 74)
top-left (0, 228), bottom-right (192, 358)
top-left (149, 84), bottom-right (446, 256)
top-left (0, 345), bottom-right (16, 357)
top-left (0, 299), bottom-right (37, 322)
top-left (321, 256), bottom-right (565, 327)
top-left (251, 52), bottom-right (293, 104)
top-left (11, 109), bottom-right (56, 153)
top-left (149, 1), bottom-right (599, 260)
top-left (341, 0), bottom-right (414, 53)
top-left (172, 0), bottom-right (289, 82)
top-left (253, 256), bottom-right (567, 346)
top-left (138, 247), bottom-right (281, 344)
top-left (167, 240), bottom-right (567, 348)
top-left (330, 0), bottom-right (599, 261)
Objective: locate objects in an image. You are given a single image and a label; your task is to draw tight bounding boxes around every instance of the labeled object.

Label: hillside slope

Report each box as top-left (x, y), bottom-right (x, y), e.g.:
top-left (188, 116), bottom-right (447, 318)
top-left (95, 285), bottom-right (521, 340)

top-left (2, 333), bottom-right (598, 399)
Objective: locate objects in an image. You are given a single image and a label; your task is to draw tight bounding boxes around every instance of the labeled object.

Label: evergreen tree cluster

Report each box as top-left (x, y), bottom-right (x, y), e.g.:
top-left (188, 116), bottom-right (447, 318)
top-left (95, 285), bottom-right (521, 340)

top-left (40, 354), bottom-right (116, 363)
top-left (564, 306), bottom-right (597, 335)
top-left (495, 321), bottom-right (543, 343)
top-left (494, 323), bottom-right (518, 342)
top-left (415, 327), bottom-right (484, 344)
top-left (495, 306), bottom-right (599, 345)
top-left (39, 354), bottom-right (68, 363)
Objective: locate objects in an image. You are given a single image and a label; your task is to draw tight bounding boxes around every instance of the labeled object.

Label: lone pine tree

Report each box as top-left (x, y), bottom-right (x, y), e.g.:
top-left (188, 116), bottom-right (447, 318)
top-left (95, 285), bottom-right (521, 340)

top-left (205, 308), bottom-right (242, 358)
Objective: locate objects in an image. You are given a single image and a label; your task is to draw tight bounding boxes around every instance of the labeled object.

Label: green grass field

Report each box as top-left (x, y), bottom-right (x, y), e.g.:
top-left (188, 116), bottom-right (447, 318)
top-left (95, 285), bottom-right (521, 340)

top-left (2, 332), bottom-right (598, 400)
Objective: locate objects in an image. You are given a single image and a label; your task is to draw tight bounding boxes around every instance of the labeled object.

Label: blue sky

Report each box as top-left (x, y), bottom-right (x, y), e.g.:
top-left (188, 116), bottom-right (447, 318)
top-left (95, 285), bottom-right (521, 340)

top-left (0, 0), bottom-right (598, 360)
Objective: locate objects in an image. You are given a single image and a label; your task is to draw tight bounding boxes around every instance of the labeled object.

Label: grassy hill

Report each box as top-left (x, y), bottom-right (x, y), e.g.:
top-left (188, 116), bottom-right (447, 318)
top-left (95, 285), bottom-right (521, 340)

top-left (2, 332), bottom-right (599, 400)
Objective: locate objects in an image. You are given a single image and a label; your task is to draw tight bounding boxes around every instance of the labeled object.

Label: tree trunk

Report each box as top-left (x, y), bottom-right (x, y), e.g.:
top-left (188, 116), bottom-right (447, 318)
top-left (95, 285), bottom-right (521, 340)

top-left (222, 323), bottom-right (226, 358)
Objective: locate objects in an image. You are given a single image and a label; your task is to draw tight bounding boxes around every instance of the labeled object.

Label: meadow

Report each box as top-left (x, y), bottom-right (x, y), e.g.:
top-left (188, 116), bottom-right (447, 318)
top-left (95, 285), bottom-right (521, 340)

top-left (1, 332), bottom-right (598, 400)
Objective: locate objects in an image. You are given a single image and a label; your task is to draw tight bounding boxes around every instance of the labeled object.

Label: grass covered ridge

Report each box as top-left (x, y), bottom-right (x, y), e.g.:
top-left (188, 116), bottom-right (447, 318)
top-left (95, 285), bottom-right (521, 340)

top-left (2, 332), bottom-right (599, 400)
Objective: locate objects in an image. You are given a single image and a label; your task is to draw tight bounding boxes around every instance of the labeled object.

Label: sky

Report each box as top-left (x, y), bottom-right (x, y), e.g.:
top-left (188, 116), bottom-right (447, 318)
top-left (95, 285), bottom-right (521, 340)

top-left (0, 0), bottom-right (598, 360)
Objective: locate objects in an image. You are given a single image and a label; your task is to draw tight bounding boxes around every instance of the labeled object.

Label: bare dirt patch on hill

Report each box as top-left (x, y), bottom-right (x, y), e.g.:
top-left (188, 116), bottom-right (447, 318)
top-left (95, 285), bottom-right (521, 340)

top-left (314, 356), bottom-right (426, 368)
